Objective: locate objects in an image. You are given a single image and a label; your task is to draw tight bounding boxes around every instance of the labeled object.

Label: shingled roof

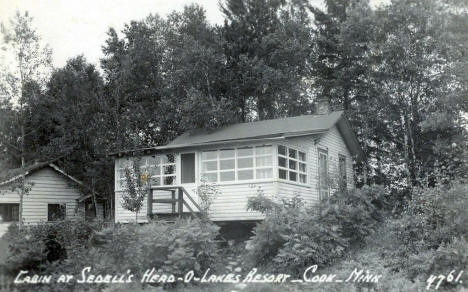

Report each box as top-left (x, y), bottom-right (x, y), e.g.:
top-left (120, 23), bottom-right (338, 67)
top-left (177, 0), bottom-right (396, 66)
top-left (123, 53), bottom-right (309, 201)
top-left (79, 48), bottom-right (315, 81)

top-left (112, 111), bottom-right (364, 160)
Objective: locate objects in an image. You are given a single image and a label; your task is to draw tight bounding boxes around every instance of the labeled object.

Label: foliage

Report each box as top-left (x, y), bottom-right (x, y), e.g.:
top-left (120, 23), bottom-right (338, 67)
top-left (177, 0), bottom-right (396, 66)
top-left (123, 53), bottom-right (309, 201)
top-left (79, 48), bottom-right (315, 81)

top-left (245, 185), bottom-right (388, 272)
top-left (194, 178), bottom-right (220, 214)
top-left (1, 220), bottom-right (106, 276)
top-left (394, 181), bottom-right (468, 254)
top-left (120, 157), bottom-right (151, 223)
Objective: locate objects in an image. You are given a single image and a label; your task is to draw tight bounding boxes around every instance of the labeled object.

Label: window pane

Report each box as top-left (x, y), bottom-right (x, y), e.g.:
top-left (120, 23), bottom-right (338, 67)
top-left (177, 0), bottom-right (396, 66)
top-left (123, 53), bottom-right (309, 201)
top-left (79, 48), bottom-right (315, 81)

top-left (256, 156), bottom-right (272, 167)
top-left (160, 154), bottom-right (175, 164)
top-left (299, 152), bottom-right (306, 161)
top-left (150, 176), bottom-right (161, 185)
top-left (300, 174), bottom-right (307, 183)
top-left (202, 172), bottom-right (217, 182)
top-left (219, 149), bottom-right (235, 158)
top-left (279, 169), bottom-right (287, 179)
top-left (255, 146), bottom-right (271, 155)
top-left (202, 161), bottom-right (217, 171)
top-left (202, 151), bottom-right (217, 160)
top-left (289, 149), bottom-right (297, 159)
top-left (289, 160), bottom-right (297, 170)
top-left (289, 171), bottom-right (297, 182)
top-left (237, 147), bottom-right (253, 157)
top-left (237, 157), bottom-right (253, 168)
top-left (163, 176), bottom-right (175, 185)
top-left (278, 145), bottom-right (287, 156)
top-left (278, 157), bottom-right (287, 167)
top-left (238, 169), bottom-right (253, 180)
top-left (164, 165), bottom-right (175, 175)
top-left (151, 165), bottom-right (161, 176)
top-left (256, 168), bottom-right (272, 179)
top-left (220, 171), bottom-right (235, 182)
top-left (220, 159), bottom-right (235, 170)
top-left (299, 163), bottom-right (306, 172)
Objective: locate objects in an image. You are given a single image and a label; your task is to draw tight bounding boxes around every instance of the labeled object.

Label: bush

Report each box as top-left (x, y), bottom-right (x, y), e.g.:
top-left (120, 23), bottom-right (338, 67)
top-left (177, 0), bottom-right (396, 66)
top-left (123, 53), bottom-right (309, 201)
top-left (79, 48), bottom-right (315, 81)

top-left (395, 181), bottom-right (468, 254)
top-left (2, 220), bottom-right (106, 276)
top-left (245, 185), bottom-right (388, 273)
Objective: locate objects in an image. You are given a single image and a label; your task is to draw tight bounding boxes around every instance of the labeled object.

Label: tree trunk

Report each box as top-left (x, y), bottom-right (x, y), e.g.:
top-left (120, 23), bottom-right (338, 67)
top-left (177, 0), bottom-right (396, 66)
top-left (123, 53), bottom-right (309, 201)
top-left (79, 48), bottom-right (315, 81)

top-left (400, 114), bottom-right (412, 188)
top-left (19, 124), bottom-right (25, 229)
top-left (91, 178), bottom-right (98, 219)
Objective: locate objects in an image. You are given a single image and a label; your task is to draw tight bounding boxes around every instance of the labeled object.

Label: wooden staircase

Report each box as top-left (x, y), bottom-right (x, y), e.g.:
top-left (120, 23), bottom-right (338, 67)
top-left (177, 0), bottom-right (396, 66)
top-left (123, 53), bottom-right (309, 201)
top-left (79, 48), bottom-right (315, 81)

top-left (147, 186), bottom-right (204, 222)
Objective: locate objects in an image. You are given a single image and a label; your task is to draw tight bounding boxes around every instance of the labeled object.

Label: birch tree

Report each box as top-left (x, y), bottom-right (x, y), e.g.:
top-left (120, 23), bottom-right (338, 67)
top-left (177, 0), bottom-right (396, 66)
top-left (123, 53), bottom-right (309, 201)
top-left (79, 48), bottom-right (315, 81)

top-left (0, 11), bottom-right (52, 227)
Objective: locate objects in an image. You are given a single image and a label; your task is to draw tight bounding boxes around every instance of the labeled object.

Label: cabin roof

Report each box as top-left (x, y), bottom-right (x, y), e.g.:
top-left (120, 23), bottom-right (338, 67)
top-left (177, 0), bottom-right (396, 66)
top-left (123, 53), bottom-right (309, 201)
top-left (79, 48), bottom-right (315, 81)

top-left (112, 111), bottom-right (364, 160)
top-left (0, 161), bottom-right (84, 187)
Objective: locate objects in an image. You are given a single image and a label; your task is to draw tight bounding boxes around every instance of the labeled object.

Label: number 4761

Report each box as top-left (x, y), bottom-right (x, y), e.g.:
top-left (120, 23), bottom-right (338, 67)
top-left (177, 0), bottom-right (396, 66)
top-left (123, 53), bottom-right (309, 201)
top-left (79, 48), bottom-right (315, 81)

top-left (426, 270), bottom-right (463, 290)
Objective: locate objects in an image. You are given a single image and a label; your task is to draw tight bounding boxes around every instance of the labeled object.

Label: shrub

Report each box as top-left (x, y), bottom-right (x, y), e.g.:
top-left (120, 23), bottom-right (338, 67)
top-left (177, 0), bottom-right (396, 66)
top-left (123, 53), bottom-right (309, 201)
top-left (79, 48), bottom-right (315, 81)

top-left (395, 181), bottom-right (468, 254)
top-left (245, 185), bottom-right (388, 272)
top-left (2, 220), bottom-right (106, 276)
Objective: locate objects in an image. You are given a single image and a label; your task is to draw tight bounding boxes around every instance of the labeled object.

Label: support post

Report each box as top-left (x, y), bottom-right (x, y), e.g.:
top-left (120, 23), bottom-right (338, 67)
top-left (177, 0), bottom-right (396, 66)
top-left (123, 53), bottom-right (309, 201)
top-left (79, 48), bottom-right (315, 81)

top-left (171, 190), bottom-right (176, 213)
top-left (147, 188), bottom-right (153, 220)
top-left (178, 188), bottom-right (183, 218)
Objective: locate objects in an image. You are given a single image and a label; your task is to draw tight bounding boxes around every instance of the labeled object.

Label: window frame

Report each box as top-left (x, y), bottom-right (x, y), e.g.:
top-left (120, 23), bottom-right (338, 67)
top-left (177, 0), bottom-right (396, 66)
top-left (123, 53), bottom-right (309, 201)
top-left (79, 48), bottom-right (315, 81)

top-left (277, 145), bottom-right (308, 185)
top-left (48, 203), bottom-right (66, 222)
top-left (318, 148), bottom-right (329, 201)
top-left (0, 203), bottom-right (19, 222)
top-left (200, 145), bottom-right (274, 183)
top-left (116, 155), bottom-right (177, 189)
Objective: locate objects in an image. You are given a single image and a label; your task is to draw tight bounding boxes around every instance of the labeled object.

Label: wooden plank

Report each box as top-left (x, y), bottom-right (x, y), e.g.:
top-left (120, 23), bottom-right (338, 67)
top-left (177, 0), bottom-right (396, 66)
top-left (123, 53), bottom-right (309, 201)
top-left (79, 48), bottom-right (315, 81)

top-left (153, 199), bottom-right (178, 204)
top-left (178, 188), bottom-right (183, 217)
top-left (147, 189), bottom-right (153, 219)
top-left (171, 190), bottom-right (176, 213)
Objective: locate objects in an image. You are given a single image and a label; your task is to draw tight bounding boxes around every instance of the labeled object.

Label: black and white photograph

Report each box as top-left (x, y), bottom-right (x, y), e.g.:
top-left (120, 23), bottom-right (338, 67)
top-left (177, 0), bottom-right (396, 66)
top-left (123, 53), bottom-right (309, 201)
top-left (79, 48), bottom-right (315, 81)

top-left (0, 0), bottom-right (467, 291)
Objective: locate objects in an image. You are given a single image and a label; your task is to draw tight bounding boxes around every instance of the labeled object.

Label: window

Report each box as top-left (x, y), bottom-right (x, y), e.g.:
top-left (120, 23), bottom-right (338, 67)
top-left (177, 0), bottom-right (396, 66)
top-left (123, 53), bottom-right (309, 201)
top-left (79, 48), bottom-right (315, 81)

top-left (339, 155), bottom-right (347, 191)
top-left (0, 204), bottom-right (19, 222)
top-left (201, 145), bottom-right (273, 183)
top-left (318, 149), bottom-right (329, 200)
top-left (117, 155), bottom-right (176, 188)
top-left (48, 204), bottom-right (66, 221)
top-left (278, 145), bottom-right (307, 183)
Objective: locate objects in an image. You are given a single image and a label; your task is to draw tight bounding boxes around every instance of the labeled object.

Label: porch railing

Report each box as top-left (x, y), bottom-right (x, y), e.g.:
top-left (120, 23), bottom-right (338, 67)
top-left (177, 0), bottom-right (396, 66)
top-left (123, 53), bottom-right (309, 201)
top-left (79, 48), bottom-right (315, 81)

top-left (147, 186), bottom-right (203, 220)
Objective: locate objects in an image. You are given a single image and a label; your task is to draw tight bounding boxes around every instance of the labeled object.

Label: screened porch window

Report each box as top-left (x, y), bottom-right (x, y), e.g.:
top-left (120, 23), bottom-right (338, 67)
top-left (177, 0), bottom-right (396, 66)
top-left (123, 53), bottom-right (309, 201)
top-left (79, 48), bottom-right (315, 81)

top-left (201, 145), bottom-right (273, 183)
top-left (117, 154), bottom-right (176, 187)
top-left (278, 145), bottom-right (307, 183)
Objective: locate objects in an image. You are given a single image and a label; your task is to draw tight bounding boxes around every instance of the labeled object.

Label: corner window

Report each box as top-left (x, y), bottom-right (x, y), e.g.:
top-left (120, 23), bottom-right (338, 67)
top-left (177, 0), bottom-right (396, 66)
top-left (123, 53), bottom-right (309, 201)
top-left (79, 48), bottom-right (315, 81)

top-left (278, 145), bottom-right (307, 183)
top-left (339, 155), bottom-right (347, 191)
top-left (318, 149), bottom-right (329, 200)
top-left (48, 204), bottom-right (66, 221)
top-left (201, 145), bottom-right (273, 183)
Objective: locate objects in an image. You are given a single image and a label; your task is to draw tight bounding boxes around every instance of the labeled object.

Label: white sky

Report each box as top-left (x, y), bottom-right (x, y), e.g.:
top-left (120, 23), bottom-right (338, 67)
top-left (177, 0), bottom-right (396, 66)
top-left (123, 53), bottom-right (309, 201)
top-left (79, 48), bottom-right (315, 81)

top-left (0, 0), bottom-right (387, 69)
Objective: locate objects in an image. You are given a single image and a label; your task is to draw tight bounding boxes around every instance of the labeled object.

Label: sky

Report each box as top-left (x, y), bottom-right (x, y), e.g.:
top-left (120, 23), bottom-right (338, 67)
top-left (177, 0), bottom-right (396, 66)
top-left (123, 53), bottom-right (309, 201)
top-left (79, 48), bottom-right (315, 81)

top-left (0, 0), bottom-right (387, 69)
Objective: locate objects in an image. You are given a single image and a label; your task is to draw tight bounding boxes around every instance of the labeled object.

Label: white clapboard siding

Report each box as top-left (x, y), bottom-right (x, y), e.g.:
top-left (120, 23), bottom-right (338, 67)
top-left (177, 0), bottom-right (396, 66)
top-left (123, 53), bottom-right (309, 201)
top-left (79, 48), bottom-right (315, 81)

top-left (114, 125), bottom-right (357, 223)
top-left (317, 125), bottom-right (355, 190)
top-left (0, 167), bottom-right (83, 223)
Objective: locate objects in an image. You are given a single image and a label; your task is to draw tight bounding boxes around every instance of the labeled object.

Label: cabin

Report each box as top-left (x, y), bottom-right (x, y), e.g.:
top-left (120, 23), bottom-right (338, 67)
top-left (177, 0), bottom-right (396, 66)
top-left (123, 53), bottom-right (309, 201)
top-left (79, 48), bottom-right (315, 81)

top-left (113, 102), bottom-right (364, 224)
top-left (0, 162), bottom-right (106, 234)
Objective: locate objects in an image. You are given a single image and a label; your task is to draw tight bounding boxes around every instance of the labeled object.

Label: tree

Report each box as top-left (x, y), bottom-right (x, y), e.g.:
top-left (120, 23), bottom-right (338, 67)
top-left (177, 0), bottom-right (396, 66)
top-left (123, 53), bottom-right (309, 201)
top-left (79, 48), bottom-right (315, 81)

top-left (0, 11), bottom-right (52, 227)
top-left (221, 0), bottom-right (313, 120)
top-left (121, 158), bottom-right (150, 223)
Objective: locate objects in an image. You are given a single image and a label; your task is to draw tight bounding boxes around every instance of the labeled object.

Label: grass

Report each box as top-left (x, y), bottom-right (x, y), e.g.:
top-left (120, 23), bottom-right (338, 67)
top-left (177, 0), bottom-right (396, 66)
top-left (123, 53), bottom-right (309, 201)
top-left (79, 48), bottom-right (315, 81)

top-left (0, 238), bottom-right (8, 264)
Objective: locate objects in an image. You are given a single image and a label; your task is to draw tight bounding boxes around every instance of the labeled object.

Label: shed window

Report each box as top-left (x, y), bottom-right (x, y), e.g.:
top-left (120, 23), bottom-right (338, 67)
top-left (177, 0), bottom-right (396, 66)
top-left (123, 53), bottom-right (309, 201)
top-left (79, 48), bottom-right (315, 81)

top-left (278, 145), bottom-right (307, 184)
top-left (201, 145), bottom-right (273, 183)
top-left (0, 204), bottom-right (19, 222)
top-left (48, 204), bottom-right (66, 221)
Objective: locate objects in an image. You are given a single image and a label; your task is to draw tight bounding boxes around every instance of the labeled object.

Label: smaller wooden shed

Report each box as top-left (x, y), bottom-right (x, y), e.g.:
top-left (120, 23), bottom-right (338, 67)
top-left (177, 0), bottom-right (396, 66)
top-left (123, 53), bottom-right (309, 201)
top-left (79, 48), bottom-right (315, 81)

top-left (0, 162), bottom-right (105, 227)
